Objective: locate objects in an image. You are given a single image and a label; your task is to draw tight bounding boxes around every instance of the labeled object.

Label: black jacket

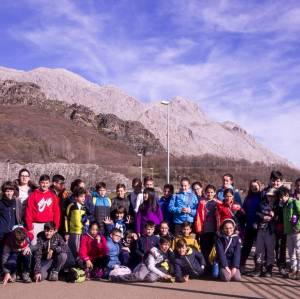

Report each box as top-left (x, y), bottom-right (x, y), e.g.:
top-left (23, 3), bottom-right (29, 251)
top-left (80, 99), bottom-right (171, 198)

top-left (175, 247), bottom-right (206, 282)
top-left (0, 198), bottom-right (17, 239)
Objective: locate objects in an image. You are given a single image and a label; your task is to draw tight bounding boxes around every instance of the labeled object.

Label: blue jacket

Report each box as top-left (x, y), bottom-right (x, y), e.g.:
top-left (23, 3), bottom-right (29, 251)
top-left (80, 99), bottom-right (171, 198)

top-left (158, 196), bottom-right (173, 224)
top-left (106, 237), bottom-right (121, 269)
top-left (175, 247), bottom-right (206, 282)
top-left (0, 198), bottom-right (17, 239)
top-left (215, 233), bottom-right (241, 268)
top-left (217, 186), bottom-right (242, 206)
top-left (168, 189), bottom-right (198, 224)
top-left (242, 192), bottom-right (261, 230)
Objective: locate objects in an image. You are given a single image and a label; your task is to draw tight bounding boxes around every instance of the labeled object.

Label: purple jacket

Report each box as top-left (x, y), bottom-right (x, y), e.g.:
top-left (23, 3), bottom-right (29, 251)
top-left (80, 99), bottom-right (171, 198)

top-left (136, 207), bottom-right (163, 234)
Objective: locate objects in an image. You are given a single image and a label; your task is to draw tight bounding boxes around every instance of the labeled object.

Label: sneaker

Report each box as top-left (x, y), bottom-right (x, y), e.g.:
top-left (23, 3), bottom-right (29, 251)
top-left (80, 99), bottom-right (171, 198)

top-left (22, 272), bottom-right (32, 283)
top-left (279, 268), bottom-right (288, 278)
top-left (9, 273), bottom-right (17, 283)
top-left (48, 271), bottom-right (59, 281)
top-left (288, 270), bottom-right (297, 280)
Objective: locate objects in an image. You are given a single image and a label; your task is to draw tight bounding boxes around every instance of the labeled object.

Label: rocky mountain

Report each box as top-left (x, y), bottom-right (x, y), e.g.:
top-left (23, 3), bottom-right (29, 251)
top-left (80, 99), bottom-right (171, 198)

top-left (0, 66), bottom-right (290, 166)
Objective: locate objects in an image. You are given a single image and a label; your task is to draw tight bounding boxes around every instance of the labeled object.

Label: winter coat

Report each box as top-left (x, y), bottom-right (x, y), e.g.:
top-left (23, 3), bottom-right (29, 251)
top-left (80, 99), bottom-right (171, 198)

top-left (79, 233), bottom-right (108, 261)
top-left (34, 231), bottom-right (69, 273)
top-left (242, 193), bottom-right (261, 230)
top-left (25, 189), bottom-right (61, 230)
top-left (136, 206), bottom-right (163, 235)
top-left (256, 198), bottom-right (275, 233)
top-left (173, 233), bottom-right (200, 251)
top-left (110, 197), bottom-right (133, 217)
top-left (175, 247), bottom-right (206, 281)
top-left (216, 201), bottom-right (243, 230)
top-left (65, 202), bottom-right (88, 234)
top-left (168, 189), bottom-right (198, 224)
top-left (135, 234), bottom-right (160, 262)
top-left (158, 196), bottom-right (173, 224)
top-left (106, 237), bottom-right (121, 269)
top-left (0, 198), bottom-right (17, 239)
top-left (215, 233), bottom-right (241, 269)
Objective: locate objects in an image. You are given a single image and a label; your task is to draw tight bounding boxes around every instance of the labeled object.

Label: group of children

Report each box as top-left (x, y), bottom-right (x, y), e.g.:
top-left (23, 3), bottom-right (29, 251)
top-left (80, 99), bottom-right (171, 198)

top-left (0, 168), bottom-right (299, 286)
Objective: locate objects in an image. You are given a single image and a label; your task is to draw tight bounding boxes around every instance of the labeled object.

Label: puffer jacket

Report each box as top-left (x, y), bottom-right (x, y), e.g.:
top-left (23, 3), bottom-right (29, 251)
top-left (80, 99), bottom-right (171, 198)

top-left (106, 237), bottom-right (121, 269)
top-left (168, 189), bottom-right (198, 224)
top-left (175, 247), bottom-right (206, 281)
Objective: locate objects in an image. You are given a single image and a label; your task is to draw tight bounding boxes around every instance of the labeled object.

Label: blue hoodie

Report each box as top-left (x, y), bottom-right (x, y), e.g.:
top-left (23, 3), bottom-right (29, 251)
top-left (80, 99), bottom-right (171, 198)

top-left (168, 189), bottom-right (198, 224)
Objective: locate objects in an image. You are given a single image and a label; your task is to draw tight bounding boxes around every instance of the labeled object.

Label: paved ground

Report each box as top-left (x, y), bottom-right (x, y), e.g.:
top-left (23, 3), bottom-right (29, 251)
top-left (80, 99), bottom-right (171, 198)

top-left (2, 273), bottom-right (299, 299)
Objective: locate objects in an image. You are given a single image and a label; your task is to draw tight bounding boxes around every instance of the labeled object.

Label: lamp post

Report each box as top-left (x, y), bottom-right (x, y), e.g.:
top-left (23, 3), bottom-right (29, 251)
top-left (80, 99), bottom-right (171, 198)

top-left (150, 167), bottom-right (154, 178)
top-left (137, 153), bottom-right (143, 182)
top-left (160, 100), bottom-right (170, 183)
top-left (6, 159), bottom-right (10, 180)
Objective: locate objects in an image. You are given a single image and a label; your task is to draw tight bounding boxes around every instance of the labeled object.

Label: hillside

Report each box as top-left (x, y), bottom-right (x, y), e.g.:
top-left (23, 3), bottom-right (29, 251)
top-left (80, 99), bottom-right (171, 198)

top-left (0, 66), bottom-right (290, 166)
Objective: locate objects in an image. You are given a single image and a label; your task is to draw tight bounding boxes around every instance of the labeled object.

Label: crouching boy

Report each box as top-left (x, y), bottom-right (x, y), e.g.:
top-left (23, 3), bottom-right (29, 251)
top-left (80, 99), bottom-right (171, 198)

top-left (2, 227), bottom-right (33, 284)
top-left (34, 222), bottom-right (69, 282)
top-left (111, 237), bottom-right (175, 283)
top-left (174, 238), bottom-right (206, 282)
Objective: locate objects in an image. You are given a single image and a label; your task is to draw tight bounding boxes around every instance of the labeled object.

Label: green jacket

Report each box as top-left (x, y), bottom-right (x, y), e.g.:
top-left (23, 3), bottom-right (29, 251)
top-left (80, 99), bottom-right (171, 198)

top-left (293, 198), bottom-right (300, 232)
top-left (283, 198), bottom-right (294, 235)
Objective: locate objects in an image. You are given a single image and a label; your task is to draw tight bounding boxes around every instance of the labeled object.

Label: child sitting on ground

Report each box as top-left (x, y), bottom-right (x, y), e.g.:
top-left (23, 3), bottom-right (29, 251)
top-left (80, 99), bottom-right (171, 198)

top-left (34, 222), bottom-right (70, 282)
top-left (119, 230), bottom-right (138, 269)
top-left (106, 228), bottom-right (122, 274)
top-left (174, 238), bottom-right (206, 282)
top-left (135, 221), bottom-right (160, 263)
top-left (2, 226), bottom-right (33, 284)
top-left (215, 219), bottom-right (242, 282)
top-left (78, 221), bottom-right (108, 279)
top-left (111, 237), bottom-right (175, 283)
top-left (174, 222), bottom-right (200, 252)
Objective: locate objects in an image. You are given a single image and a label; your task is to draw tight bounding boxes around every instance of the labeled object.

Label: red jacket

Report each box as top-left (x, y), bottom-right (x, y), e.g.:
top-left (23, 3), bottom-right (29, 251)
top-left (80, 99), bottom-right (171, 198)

top-left (25, 189), bottom-right (61, 230)
top-left (79, 233), bottom-right (108, 261)
top-left (194, 198), bottom-right (220, 234)
top-left (216, 201), bottom-right (241, 230)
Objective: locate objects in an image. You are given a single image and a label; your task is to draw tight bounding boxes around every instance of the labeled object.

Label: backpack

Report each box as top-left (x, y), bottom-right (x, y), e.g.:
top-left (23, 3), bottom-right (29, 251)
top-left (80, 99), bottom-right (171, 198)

top-left (65, 268), bottom-right (86, 283)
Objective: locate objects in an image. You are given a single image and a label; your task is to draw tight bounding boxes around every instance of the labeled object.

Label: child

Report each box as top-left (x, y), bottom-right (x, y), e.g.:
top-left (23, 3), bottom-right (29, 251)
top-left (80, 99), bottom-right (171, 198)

top-left (192, 181), bottom-right (203, 201)
top-left (240, 179), bottom-right (262, 272)
top-left (105, 228), bottom-right (122, 276)
top-left (34, 222), bottom-right (70, 282)
top-left (157, 221), bottom-right (174, 243)
top-left (25, 174), bottom-right (61, 246)
top-left (135, 221), bottom-right (159, 263)
top-left (2, 227), bottom-right (33, 284)
top-left (216, 173), bottom-right (242, 205)
top-left (103, 206), bottom-right (131, 237)
top-left (91, 182), bottom-right (111, 234)
top-left (78, 221), bottom-right (108, 279)
top-left (0, 181), bottom-right (18, 243)
top-left (216, 189), bottom-right (243, 230)
top-left (65, 187), bottom-right (89, 258)
top-left (120, 230), bottom-right (138, 268)
top-left (251, 189), bottom-right (276, 277)
top-left (194, 184), bottom-right (219, 265)
top-left (215, 219), bottom-right (242, 282)
top-left (111, 184), bottom-right (132, 218)
top-left (292, 178), bottom-right (300, 200)
top-left (174, 222), bottom-right (200, 251)
top-left (158, 184), bottom-right (174, 225)
top-left (136, 188), bottom-right (163, 235)
top-left (128, 178), bottom-right (143, 214)
top-left (280, 186), bottom-right (300, 279)
top-left (174, 238), bottom-right (206, 282)
top-left (111, 237), bottom-right (175, 283)
top-left (169, 177), bottom-right (198, 235)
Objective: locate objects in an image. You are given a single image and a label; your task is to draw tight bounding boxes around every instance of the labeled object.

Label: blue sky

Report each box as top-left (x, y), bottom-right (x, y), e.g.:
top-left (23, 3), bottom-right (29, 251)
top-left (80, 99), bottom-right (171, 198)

top-left (1, 0), bottom-right (300, 167)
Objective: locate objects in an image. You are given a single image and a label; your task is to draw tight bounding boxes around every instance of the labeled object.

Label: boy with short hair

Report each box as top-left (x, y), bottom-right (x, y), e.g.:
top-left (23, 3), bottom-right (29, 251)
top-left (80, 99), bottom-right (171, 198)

top-left (135, 221), bottom-right (159, 263)
top-left (34, 222), bottom-right (70, 282)
top-left (159, 184), bottom-right (174, 224)
top-left (25, 174), bottom-right (61, 246)
top-left (106, 228), bottom-right (122, 272)
top-left (174, 222), bottom-right (200, 252)
top-left (2, 227), bottom-right (33, 284)
top-left (91, 182), bottom-right (111, 234)
top-left (65, 187), bottom-right (89, 258)
top-left (174, 238), bottom-right (205, 282)
top-left (111, 184), bottom-right (132, 217)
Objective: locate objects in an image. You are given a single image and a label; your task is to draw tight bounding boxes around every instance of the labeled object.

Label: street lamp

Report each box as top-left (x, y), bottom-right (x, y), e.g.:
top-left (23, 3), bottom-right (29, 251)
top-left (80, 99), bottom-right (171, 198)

top-left (150, 167), bottom-right (154, 178)
top-left (160, 100), bottom-right (170, 183)
top-left (137, 153), bottom-right (143, 182)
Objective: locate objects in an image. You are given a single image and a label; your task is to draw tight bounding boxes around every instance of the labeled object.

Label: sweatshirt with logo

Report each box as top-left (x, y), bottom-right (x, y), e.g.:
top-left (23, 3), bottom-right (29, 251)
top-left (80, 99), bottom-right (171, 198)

top-left (25, 189), bottom-right (61, 230)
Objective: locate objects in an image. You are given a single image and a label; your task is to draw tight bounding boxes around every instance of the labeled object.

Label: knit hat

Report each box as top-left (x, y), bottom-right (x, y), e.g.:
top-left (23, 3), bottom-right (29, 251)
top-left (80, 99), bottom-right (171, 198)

top-left (221, 218), bottom-right (236, 229)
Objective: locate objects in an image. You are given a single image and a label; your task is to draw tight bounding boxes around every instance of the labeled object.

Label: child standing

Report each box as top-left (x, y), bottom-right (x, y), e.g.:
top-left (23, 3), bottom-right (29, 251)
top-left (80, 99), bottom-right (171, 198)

top-left (158, 184), bottom-right (174, 225)
top-left (25, 174), bottom-right (61, 246)
top-left (2, 227), bottom-right (33, 284)
top-left (216, 174), bottom-right (242, 205)
top-left (91, 182), bottom-right (111, 234)
top-left (65, 187), bottom-right (89, 258)
top-left (215, 219), bottom-right (242, 282)
top-left (111, 184), bottom-right (132, 218)
top-left (174, 238), bottom-right (206, 282)
top-left (136, 188), bottom-right (163, 235)
top-left (78, 222), bottom-right (108, 279)
top-left (194, 184), bottom-right (219, 265)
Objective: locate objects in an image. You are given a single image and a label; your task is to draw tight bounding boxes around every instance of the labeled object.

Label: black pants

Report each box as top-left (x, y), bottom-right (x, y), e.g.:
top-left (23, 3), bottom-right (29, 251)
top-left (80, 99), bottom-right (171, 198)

top-left (199, 232), bottom-right (215, 266)
top-left (240, 228), bottom-right (257, 266)
top-left (275, 231), bottom-right (286, 269)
